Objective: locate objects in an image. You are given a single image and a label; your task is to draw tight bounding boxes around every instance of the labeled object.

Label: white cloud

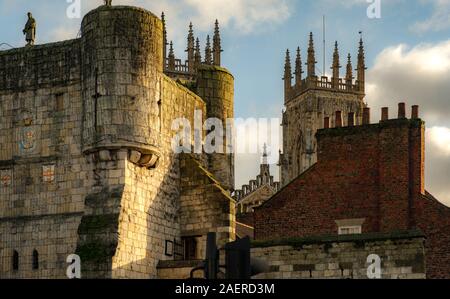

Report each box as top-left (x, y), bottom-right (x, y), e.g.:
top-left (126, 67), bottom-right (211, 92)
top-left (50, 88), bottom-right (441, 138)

top-left (428, 127), bottom-right (450, 156)
top-left (36, 0), bottom-right (292, 57)
top-left (367, 40), bottom-right (450, 124)
top-left (42, 0), bottom-right (291, 41)
top-left (183, 0), bottom-right (291, 34)
top-left (426, 127), bottom-right (450, 206)
top-left (366, 40), bottom-right (450, 207)
top-left (411, 0), bottom-right (450, 33)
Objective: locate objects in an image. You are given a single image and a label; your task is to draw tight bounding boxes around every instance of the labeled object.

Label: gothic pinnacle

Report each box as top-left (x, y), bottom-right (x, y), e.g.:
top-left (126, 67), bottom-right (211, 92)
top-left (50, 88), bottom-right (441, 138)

top-left (187, 22), bottom-right (194, 49)
top-left (186, 22), bottom-right (195, 72)
top-left (332, 41), bottom-right (341, 69)
top-left (356, 36), bottom-right (366, 92)
top-left (284, 49), bottom-right (292, 79)
top-left (195, 37), bottom-right (202, 68)
top-left (205, 35), bottom-right (212, 64)
top-left (262, 143), bottom-right (268, 165)
top-left (332, 41), bottom-right (341, 87)
top-left (283, 49), bottom-right (292, 95)
top-left (345, 53), bottom-right (353, 80)
top-left (346, 53), bottom-right (353, 82)
top-left (168, 41), bottom-right (175, 71)
top-left (295, 46), bottom-right (303, 85)
top-left (306, 32), bottom-right (317, 78)
top-left (213, 19), bottom-right (222, 66)
top-left (357, 37), bottom-right (366, 70)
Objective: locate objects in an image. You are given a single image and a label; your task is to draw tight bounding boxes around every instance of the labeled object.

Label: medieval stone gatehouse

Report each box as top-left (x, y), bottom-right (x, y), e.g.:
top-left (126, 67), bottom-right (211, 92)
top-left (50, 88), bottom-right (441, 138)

top-left (0, 4), bottom-right (235, 279)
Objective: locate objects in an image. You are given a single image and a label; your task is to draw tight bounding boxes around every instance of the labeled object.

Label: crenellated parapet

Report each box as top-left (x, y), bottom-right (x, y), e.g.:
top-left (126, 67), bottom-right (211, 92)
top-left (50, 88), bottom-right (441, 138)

top-left (283, 33), bottom-right (366, 104)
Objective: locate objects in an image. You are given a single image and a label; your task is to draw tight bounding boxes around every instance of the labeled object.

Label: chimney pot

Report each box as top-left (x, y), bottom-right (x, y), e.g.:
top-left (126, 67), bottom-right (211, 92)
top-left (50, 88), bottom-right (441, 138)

top-left (335, 111), bottom-right (343, 128)
top-left (412, 105), bottom-right (419, 119)
top-left (363, 107), bottom-right (371, 125)
top-left (324, 117), bottom-right (330, 129)
top-left (398, 102), bottom-right (406, 118)
top-left (348, 112), bottom-right (355, 126)
top-left (381, 107), bottom-right (389, 121)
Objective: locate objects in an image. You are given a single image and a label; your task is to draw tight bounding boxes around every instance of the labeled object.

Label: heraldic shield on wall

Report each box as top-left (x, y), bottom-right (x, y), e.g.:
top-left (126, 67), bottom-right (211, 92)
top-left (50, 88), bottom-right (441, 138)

top-left (16, 109), bottom-right (40, 156)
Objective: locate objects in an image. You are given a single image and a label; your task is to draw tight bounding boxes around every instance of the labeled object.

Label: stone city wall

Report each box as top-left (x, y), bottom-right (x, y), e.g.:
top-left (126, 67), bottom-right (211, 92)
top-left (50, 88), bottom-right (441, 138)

top-left (251, 232), bottom-right (426, 279)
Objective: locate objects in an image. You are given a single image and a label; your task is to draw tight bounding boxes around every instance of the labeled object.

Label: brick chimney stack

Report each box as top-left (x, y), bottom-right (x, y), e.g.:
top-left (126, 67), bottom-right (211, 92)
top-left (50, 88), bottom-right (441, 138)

top-left (398, 102), bottom-right (406, 118)
top-left (363, 107), bottom-right (371, 125)
top-left (412, 105), bottom-right (419, 119)
top-left (381, 107), bottom-right (389, 121)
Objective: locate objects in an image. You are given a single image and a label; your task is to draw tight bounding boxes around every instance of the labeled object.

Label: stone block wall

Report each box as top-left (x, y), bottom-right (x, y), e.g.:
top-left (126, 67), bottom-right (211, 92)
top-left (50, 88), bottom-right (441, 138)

top-left (0, 41), bottom-right (86, 278)
top-left (251, 232), bottom-right (426, 279)
top-left (180, 154), bottom-right (236, 257)
top-left (0, 5), bottom-right (235, 279)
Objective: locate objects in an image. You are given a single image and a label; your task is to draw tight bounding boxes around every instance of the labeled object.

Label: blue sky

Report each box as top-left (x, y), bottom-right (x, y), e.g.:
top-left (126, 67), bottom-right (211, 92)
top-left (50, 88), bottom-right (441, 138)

top-left (1, 0), bottom-right (449, 205)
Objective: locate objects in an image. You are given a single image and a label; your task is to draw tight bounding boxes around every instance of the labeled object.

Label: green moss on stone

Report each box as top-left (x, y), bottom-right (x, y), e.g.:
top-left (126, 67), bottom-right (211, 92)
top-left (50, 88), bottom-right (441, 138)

top-left (252, 230), bottom-right (424, 248)
top-left (76, 241), bottom-right (116, 263)
top-left (77, 214), bottom-right (119, 234)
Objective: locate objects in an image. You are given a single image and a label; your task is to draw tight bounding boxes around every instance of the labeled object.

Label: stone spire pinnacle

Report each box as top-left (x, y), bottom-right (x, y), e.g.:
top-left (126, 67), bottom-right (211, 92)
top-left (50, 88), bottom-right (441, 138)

top-left (295, 46), bottom-right (303, 86)
top-left (331, 41), bottom-right (341, 88)
top-left (356, 35), bottom-right (366, 93)
top-left (306, 32), bottom-right (317, 78)
top-left (186, 22), bottom-right (195, 72)
top-left (283, 49), bottom-right (292, 96)
top-left (205, 35), bottom-right (212, 65)
top-left (194, 37), bottom-right (202, 70)
top-left (213, 19), bottom-right (222, 66)
top-left (162, 12), bottom-right (168, 70)
top-left (260, 143), bottom-right (271, 180)
top-left (346, 53), bottom-right (353, 86)
top-left (168, 41), bottom-right (175, 71)
top-left (262, 143), bottom-right (268, 165)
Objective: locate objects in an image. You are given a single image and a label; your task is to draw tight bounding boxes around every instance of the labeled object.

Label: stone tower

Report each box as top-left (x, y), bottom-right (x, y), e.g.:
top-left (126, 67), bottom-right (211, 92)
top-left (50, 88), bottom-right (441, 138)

top-left (0, 4), bottom-right (236, 279)
top-left (162, 18), bottom-right (234, 190)
top-left (279, 33), bottom-right (367, 186)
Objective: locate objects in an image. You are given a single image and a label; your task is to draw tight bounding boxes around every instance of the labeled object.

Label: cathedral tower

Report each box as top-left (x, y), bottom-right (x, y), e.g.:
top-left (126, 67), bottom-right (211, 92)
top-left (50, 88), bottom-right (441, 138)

top-left (280, 33), bottom-right (366, 186)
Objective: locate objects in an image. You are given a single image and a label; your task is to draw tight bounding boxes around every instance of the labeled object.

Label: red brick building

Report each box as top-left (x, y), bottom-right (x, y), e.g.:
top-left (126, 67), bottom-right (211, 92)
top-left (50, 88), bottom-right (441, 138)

top-left (254, 104), bottom-right (450, 278)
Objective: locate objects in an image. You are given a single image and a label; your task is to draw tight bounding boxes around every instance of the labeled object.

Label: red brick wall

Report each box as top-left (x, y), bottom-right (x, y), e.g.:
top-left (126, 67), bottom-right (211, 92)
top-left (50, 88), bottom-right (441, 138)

top-left (415, 193), bottom-right (450, 278)
top-left (254, 115), bottom-right (450, 278)
top-left (255, 121), bottom-right (419, 240)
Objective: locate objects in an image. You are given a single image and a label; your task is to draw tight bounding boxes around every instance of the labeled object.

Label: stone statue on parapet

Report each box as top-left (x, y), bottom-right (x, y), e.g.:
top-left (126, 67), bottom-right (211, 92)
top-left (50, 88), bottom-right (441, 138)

top-left (23, 12), bottom-right (36, 46)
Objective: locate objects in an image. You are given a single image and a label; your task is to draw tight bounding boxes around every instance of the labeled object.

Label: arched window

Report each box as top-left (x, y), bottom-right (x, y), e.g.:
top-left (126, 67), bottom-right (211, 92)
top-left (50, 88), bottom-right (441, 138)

top-left (32, 250), bottom-right (39, 270)
top-left (12, 250), bottom-right (19, 271)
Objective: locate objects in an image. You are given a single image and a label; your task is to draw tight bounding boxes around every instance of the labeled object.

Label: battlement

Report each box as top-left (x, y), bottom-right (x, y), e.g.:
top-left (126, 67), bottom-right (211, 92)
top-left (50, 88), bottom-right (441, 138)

top-left (287, 75), bottom-right (363, 100)
top-left (0, 39), bottom-right (81, 91)
top-left (283, 33), bottom-right (366, 103)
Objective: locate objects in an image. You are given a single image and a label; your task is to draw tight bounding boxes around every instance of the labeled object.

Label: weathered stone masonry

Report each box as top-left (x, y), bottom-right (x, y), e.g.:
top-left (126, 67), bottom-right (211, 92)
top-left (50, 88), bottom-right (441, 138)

top-left (0, 5), bottom-right (235, 279)
top-left (251, 231), bottom-right (426, 279)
